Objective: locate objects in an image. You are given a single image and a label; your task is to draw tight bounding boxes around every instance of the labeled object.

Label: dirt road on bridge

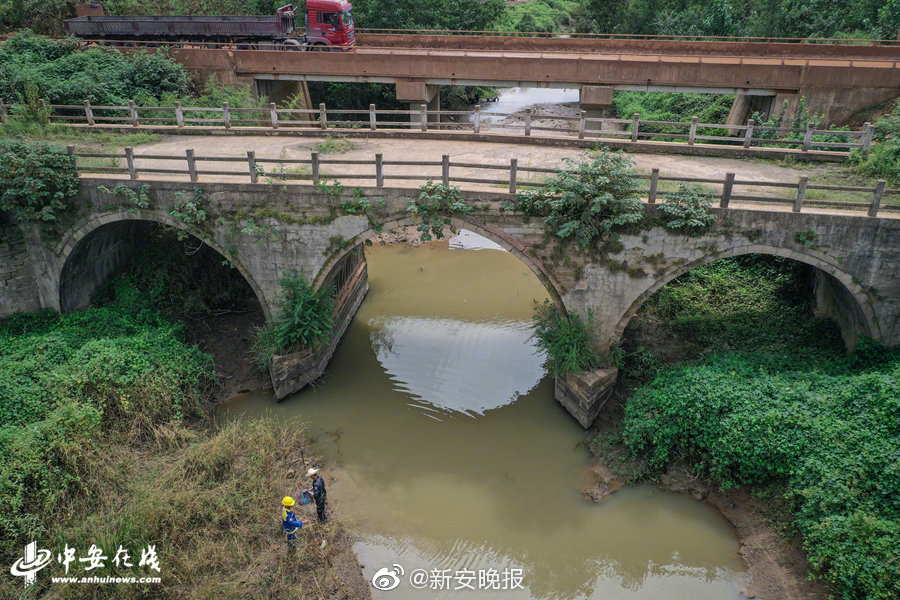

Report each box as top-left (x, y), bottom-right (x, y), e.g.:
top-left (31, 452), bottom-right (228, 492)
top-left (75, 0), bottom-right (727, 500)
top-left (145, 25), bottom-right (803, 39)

top-left (131, 134), bottom-right (831, 195)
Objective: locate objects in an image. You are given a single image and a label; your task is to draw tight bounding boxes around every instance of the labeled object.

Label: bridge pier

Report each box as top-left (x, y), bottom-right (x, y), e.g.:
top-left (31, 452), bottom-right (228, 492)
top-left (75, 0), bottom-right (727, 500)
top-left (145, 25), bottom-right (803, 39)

top-left (579, 85), bottom-right (614, 122)
top-left (254, 79), bottom-right (312, 111)
top-left (395, 81), bottom-right (441, 126)
top-left (726, 92), bottom-right (779, 128)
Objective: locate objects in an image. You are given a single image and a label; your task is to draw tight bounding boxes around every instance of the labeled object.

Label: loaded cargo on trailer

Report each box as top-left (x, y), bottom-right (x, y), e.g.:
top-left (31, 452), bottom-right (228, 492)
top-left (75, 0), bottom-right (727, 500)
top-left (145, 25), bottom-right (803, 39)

top-left (64, 2), bottom-right (355, 50)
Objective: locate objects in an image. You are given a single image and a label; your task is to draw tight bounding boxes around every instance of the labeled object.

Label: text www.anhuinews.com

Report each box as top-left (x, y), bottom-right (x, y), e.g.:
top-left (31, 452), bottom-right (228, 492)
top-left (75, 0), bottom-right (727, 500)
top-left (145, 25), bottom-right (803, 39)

top-left (50, 576), bottom-right (161, 584)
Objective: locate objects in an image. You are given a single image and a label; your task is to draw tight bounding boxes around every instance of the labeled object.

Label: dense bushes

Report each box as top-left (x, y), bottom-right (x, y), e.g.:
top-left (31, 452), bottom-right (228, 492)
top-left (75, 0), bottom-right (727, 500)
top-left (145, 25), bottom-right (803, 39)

top-left (620, 347), bottom-right (900, 599)
top-left (505, 149), bottom-right (643, 249)
top-left (852, 109), bottom-right (900, 185)
top-left (0, 31), bottom-right (190, 106)
top-left (0, 282), bottom-right (215, 558)
top-left (0, 138), bottom-right (79, 226)
top-left (613, 255), bottom-right (898, 599)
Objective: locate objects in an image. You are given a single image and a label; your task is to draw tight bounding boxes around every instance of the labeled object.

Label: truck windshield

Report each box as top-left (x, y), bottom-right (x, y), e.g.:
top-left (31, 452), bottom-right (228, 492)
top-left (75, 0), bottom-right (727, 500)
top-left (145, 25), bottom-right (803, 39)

top-left (341, 11), bottom-right (354, 29)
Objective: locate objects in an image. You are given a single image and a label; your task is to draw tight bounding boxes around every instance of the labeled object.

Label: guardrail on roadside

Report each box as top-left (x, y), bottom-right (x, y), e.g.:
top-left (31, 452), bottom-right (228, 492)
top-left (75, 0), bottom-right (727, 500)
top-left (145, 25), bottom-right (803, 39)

top-left (67, 147), bottom-right (897, 217)
top-left (0, 99), bottom-right (876, 154)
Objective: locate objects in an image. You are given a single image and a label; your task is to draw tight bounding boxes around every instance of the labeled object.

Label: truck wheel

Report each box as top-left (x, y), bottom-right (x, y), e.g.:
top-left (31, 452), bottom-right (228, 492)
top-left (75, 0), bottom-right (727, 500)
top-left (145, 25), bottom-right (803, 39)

top-left (278, 39), bottom-right (304, 51)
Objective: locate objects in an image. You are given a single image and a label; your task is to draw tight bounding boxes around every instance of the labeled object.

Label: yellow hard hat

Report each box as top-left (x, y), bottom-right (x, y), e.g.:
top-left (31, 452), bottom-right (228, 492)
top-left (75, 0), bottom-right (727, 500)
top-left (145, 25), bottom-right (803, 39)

top-left (282, 496), bottom-right (295, 507)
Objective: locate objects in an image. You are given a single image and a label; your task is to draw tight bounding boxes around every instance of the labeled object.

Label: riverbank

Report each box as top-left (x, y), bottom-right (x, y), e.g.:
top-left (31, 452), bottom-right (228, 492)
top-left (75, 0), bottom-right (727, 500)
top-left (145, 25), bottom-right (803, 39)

top-left (586, 392), bottom-right (832, 600)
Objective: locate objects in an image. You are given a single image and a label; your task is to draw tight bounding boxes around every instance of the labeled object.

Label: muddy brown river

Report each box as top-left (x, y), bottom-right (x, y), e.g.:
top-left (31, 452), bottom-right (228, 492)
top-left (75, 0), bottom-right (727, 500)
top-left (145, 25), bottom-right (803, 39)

top-left (217, 234), bottom-right (748, 599)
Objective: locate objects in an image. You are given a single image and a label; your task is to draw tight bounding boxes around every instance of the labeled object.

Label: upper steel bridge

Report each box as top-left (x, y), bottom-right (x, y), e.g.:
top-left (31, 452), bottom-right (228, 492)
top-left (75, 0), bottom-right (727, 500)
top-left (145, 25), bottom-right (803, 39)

top-left (159, 31), bottom-right (900, 125)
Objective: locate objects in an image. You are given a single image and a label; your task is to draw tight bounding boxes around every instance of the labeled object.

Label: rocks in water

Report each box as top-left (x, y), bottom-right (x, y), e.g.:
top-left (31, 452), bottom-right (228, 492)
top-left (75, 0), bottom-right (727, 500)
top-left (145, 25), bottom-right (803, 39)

top-left (583, 459), bottom-right (625, 504)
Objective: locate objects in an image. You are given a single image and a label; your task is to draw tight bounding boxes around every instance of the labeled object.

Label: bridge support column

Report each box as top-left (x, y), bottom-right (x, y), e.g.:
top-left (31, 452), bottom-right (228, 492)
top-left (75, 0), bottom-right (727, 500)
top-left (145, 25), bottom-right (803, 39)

top-left (254, 80), bottom-right (312, 113)
top-left (800, 86), bottom-right (900, 125)
top-left (555, 368), bottom-right (618, 429)
top-left (579, 85), bottom-right (614, 123)
top-left (727, 92), bottom-right (778, 128)
top-left (395, 81), bottom-right (441, 127)
top-left (270, 245), bottom-right (369, 400)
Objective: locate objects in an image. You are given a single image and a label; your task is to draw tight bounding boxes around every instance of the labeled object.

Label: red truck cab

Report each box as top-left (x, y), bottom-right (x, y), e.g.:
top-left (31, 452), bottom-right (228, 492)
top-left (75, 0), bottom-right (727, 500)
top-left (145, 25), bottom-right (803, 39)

top-left (304, 0), bottom-right (355, 48)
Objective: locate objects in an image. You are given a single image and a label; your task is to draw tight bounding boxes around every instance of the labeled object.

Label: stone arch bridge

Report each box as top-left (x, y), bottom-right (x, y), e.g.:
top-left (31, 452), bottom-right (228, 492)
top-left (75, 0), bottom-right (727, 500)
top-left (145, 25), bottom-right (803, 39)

top-left (3, 179), bottom-right (898, 426)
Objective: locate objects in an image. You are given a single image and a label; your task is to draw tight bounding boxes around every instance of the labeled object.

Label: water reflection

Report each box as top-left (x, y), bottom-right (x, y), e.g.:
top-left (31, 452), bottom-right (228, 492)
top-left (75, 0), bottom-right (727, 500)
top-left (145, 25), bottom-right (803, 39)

top-left (217, 232), bottom-right (747, 599)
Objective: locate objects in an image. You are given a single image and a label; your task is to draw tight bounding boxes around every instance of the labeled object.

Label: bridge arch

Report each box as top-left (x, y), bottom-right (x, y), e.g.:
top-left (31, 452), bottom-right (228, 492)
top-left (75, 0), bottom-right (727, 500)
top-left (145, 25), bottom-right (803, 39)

top-left (613, 243), bottom-right (880, 345)
top-left (56, 211), bottom-right (270, 317)
top-left (314, 214), bottom-right (567, 309)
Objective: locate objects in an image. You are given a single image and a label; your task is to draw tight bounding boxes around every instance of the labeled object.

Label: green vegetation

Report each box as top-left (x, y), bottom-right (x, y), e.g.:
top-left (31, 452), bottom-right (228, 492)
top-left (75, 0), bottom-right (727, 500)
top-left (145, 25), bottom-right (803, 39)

top-left (0, 31), bottom-right (189, 106)
top-left (606, 255), bottom-right (899, 599)
top-left (506, 149), bottom-right (643, 249)
top-left (0, 281), bottom-right (215, 558)
top-left (852, 105), bottom-right (900, 185)
top-left (658, 183), bottom-right (716, 232)
top-left (496, 0), bottom-right (577, 33)
top-left (311, 136), bottom-right (355, 154)
top-left (407, 181), bottom-right (475, 241)
top-left (531, 300), bottom-right (603, 375)
top-left (253, 272), bottom-right (335, 368)
top-left (0, 138), bottom-right (78, 228)
top-left (573, 0), bottom-right (900, 39)
top-left (612, 91), bottom-right (733, 132)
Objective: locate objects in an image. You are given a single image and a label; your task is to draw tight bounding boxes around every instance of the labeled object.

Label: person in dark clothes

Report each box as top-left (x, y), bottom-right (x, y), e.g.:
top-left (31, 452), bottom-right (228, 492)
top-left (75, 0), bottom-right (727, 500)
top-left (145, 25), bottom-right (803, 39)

top-left (306, 467), bottom-right (327, 523)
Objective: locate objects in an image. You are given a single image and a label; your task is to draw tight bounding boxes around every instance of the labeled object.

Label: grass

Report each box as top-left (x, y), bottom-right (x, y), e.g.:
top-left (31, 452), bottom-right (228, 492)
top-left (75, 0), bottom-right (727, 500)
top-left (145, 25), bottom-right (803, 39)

top-left (496, 0), bottom-right (578, 32)
top-left (311, 136), bottom-right (355, 155)
top-left (0, 119), bottom-right (160, 153)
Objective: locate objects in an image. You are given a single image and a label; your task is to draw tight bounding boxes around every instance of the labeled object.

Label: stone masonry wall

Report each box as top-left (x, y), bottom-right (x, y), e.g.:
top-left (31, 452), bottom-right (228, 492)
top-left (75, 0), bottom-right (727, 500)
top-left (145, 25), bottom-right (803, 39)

top-left (0, 220), bottom-right (42, 317)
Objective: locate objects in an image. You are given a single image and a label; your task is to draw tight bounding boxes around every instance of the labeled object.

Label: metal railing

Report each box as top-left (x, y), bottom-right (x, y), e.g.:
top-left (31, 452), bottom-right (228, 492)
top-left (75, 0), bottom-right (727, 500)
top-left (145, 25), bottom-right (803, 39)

top-left (68, 147), bottom-right (897, 217)
top-left (1, 100), bottom-right (876, 154)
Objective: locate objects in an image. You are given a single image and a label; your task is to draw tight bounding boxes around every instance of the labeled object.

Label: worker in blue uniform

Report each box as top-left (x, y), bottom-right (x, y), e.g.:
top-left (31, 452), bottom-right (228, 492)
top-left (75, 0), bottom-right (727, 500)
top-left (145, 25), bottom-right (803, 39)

top-left (307, 468), bottom-right (328, 523)
top-left (282, 496), bottom-right (310, 548)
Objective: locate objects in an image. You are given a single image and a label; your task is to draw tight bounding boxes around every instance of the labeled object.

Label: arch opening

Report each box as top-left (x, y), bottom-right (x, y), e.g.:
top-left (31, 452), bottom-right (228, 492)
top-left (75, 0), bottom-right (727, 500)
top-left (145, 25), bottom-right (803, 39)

top-left (617, 253), bottom-right (873, 381)
top-left (58, 219), bottom-right (269, 394)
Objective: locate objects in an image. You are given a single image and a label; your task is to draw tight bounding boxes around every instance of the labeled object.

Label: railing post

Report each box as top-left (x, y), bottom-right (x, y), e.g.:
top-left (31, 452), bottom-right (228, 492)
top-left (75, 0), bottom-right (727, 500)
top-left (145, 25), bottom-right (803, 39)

top-left (40, 99), bottom-right (48, 121)
top-left (0, 98), bottom-right (7, 123)
top-left (720, 172), bottom-right (735, 208)
top-left (270, 102), bottom-right (279, 129)
top-left (311, 151), bottom-right (320, 185)
top-left (794, 176), bottom-right (808, 212)
top-left (524, 111), bottom-right (532, 136)
top-left (860, 122), bottom-right (874, 152)
top-left (222, 102), bottom-right (231, 129)
top-left (420, 104), bottom-right (428, 132)
top-left (442, 154), bottom-right (450, 185)
top-left (129, 100), bottom-right (139, 127)
top-left (319, 103), bottom-right (327, 130)
top-left (648, 168), bottom-right (659, 203)
top-left (743, 118), bottom-right (755, 148)
top-left (83, 100), bottom-right (95, 126)
top-left (869, 180), bottom-right (886, 217)
top-left (375, 153), bottom-right (383, 187)
top-left (125, 147), bottom-right (137, 180)
top-left (509, 158), bottom-right (518, 195)
top-left (688, 116), bottom-right (698, 145)
top-left (66, 145), bottom-right (76, 170)
top-left (186, 149), bottom-right (198, 182)
top-left (473, 104), bottom-right (481, 134)
top-left (802, 122), bottom-right (814, 152)
top-left (369, 104), bottom-right (376, 131)
top-left (578, 110), bottom-right (586, 139)
top-left (631, 113), bottom-right (640, 142)
top-left (175, 102), bottom-right (184, 128)
top-left (247, 150), bottom-right (257, 183)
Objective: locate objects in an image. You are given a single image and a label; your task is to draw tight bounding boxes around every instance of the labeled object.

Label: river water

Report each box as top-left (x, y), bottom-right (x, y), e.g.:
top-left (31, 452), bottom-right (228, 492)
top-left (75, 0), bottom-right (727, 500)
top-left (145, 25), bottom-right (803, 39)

top-left (217, 233), bottom-right (748, 599)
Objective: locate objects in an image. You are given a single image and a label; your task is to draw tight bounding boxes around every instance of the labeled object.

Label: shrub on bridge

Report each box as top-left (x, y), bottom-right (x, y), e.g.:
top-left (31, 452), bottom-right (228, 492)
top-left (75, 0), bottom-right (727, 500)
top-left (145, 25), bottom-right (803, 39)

top-left (658, 183), bottom-right (717, 232)
top-left (531, 300), bottom-right (604, 375)
top-left (253, 272), bottom-right (335, 369)
top-left (0, 139), bottom-right (79, 226)
top-left (505, 149), bottom-right (643, 250)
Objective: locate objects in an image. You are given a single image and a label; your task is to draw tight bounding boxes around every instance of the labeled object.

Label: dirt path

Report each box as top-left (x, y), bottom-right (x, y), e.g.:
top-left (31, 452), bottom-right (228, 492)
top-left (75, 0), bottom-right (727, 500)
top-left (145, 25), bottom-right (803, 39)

top-left (133, 134), bottom-right (826, 183)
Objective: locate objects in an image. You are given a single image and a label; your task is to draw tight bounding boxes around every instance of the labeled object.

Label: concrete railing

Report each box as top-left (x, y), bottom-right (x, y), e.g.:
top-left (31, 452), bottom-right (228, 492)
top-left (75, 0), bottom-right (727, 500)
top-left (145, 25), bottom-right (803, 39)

top-left (67, 146), bottom-right (898, 217)
top-left (0, 99), bottom-right (876, 154)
